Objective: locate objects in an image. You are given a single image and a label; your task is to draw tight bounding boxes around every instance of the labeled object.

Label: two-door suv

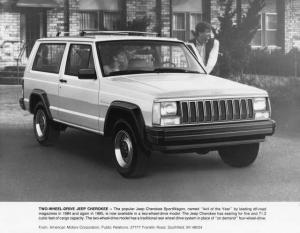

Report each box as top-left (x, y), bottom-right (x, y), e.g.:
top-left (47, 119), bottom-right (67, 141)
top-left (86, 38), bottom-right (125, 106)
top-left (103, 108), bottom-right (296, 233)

top-left (19, 31), bottom-right (275, 177)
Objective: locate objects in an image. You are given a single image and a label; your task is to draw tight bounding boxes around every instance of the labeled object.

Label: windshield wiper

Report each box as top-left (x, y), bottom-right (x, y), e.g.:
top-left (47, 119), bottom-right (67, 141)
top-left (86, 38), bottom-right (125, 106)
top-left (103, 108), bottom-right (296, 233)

top-left (153, 68), bottom-right (201, 74)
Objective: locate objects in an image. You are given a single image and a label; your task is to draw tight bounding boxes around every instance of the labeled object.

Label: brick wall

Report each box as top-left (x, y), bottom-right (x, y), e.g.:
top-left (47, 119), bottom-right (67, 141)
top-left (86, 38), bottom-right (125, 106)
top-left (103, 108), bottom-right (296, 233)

top-left (161, 0), bottom-right (171, 36)
top-left (126, 0), bottom-right (157, 32)
top-left (125, 0), bottom-right (171, 36)
top-left (69, 0), bottom-right (80, 33)
top-left (47, 0), bottom-right (80, 36)
top-left (0, 9), bottom-right (21, 68)
top-left (0, 0), bottom-right (82, 69)
top-left (285, 0), bottom-right (300, 52)
top-left (47, 9), bottom-right (64, 36)
top-left (2, 0), bottom-right (299, 71)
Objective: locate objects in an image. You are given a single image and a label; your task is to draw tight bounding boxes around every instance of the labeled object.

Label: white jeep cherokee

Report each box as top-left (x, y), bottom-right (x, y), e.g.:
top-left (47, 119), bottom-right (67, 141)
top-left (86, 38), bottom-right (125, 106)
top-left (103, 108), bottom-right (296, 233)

top-left (19, 32), bottom-right (275, 177)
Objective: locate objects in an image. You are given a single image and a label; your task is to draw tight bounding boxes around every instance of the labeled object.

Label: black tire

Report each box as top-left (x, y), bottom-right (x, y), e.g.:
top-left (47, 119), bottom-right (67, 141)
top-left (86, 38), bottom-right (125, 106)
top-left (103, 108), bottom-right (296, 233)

top-left (33, 102), bottom-right (60, 146)
top-left (112, 119), bottom-right (149, 178)
top-left (218, 143), bottom-right (259, 167)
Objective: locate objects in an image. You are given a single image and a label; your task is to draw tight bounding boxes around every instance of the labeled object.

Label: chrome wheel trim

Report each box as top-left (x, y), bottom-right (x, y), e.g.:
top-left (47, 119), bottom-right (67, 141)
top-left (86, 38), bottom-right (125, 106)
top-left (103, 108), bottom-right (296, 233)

top-left (114, 130), bottom-right (133, 168)
top-left (35, 109), bottom-right (47, 137)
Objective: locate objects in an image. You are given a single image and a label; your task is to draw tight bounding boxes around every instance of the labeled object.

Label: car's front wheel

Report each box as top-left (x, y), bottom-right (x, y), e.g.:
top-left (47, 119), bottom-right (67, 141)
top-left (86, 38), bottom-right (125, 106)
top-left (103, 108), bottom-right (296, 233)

top-left (112, 120), bottom-right (149, 178)
top-left (218, 143), bottom-right (259, 167)
top-left (33, 102), bottom-right (60, 146)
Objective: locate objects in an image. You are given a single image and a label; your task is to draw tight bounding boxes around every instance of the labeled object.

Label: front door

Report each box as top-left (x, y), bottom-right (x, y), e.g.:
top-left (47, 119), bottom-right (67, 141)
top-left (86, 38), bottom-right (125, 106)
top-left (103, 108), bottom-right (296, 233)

top-left (58, 43), bottom-right (100, 132)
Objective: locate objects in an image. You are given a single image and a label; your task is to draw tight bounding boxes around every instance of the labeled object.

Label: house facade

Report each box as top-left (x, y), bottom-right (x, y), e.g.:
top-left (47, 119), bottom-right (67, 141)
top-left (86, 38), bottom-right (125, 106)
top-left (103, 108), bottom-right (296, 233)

top-left (0, 0), bottom-right (299, 69)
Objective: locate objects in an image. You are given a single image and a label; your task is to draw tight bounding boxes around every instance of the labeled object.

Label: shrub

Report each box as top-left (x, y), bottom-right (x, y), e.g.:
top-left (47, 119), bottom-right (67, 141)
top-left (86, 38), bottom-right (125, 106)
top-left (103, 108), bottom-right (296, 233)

top-left (245, 48), bottom-right (300, 77)
top-left (230, 74), bottom-right (300, 104)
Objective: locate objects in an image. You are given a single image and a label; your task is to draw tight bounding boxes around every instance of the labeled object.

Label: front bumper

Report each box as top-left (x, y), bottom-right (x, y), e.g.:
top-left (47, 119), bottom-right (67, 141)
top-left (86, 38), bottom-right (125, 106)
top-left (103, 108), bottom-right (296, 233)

top-left (146, 120), bottom-right (275, 152)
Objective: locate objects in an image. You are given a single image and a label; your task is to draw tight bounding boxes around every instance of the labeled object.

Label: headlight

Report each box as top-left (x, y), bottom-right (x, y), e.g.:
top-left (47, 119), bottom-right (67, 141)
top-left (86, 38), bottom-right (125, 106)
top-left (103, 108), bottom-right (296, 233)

top-left (153, 101), bottom-right (179, 126)
top-left (253, 97), bottom-right (267, 111)
top-left (253, 97), bottom-right (270, 120)
top-left (161, 102), bottom-right (177, 116)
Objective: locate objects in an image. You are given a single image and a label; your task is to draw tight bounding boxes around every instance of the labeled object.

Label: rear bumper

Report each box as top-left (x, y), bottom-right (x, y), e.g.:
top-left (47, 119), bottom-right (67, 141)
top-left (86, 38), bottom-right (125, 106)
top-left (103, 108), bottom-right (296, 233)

top-left (146, 120), bottom-right (275, 152)
top-left (19, 97), bottom-right (26, 110)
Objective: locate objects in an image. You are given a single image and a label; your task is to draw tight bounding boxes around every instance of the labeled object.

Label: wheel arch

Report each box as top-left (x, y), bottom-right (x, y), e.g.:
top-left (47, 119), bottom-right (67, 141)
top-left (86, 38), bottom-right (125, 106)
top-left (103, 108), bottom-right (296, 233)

top-left (104, 101), bottom-right (146, 142)
top-left (29, 89), bottom-right (52, 119)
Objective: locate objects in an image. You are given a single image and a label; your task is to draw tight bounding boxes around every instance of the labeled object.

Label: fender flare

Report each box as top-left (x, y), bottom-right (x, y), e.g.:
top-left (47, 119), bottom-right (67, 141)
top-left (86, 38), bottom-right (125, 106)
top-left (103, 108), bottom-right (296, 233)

top-left (29, 89), bottom-right (52, 119)
top-left (104, 101), bottom-right (147, 143)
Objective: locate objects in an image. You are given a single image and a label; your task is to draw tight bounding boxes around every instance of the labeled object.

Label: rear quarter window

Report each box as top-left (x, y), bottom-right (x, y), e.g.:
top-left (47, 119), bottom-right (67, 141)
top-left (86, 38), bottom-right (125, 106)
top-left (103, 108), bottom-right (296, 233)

top-left (32, 43), bottom-right (66, 74)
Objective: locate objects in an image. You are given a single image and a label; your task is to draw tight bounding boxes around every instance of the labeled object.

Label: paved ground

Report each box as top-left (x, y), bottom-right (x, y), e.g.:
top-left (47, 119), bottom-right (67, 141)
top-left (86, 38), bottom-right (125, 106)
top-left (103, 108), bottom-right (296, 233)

top-left (0, 85), bottom-right (300, 201)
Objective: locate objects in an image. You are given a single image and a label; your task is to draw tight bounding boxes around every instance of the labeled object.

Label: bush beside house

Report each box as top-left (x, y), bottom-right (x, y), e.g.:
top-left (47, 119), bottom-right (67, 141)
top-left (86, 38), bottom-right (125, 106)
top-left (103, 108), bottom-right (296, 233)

top-left (245, 48), bottom-right (300, 77)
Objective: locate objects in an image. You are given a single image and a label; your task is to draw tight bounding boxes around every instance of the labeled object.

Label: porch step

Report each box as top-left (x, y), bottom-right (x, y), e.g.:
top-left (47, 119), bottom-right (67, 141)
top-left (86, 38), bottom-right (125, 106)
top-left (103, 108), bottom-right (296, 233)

top-left (0, 76), bottom-right (22, 85)
top-left (0, 66), bottom-right (25, 77)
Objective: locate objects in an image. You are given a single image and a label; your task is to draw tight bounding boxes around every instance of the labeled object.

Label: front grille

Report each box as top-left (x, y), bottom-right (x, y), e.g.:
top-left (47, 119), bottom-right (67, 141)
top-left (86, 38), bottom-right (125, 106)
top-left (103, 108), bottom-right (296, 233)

top-left (180, 98), bottom-right (254, 124)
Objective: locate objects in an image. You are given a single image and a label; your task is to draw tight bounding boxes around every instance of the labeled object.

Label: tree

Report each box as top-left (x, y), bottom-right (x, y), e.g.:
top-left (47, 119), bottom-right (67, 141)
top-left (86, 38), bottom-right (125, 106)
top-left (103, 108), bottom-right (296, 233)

top-left (214, 0), bottom-right (265, 77)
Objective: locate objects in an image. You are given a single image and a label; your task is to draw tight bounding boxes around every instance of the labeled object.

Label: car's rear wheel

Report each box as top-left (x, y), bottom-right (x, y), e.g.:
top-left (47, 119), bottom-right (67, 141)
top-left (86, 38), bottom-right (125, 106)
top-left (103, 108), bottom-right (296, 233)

top-left (33, 102), bottom-right (59, 145)
top-left (112, 120), bottom-right (149, 178)
top-left (218, 143), bottom-right (259, 167)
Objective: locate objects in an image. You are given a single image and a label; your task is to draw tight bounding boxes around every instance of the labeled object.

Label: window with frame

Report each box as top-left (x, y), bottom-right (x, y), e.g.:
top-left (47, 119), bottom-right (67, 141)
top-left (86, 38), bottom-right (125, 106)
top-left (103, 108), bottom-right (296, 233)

top-left (80, 11), bottom-right (120, 31)
top-left (251, 13), bottom-right (278, 47)
top-left (266, 13), bottom-right (277, 46)
top-left (32, 44), bottom-right (66, 74)
top-left (65, 44), bottom-right (94, 76)
top-left (80, 11), bottom-right (99, 30)
top-left (190, 13), bottom-right (202, 38)
top-left (173, 12), bottom-right (202, 41)
top-left (103, 12), bottom-right (120, 30)
top-left (173, 13), bottom-right (186, 41)
top-left (252, 14), bottom-right (262, 46)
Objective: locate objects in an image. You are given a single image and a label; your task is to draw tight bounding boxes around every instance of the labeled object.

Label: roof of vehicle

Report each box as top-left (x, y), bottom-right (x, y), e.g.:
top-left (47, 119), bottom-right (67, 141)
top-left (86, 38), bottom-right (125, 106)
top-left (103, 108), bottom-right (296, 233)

top-left (38, 35), bottom-right (181, 43)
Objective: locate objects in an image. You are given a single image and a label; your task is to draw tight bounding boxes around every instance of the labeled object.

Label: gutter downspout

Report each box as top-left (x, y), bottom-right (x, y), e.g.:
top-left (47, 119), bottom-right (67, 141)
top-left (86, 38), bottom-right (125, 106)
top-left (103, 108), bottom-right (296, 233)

top-left (170, 0), bottom-right (173, 37)
top-left (64, 0), bottom-right (69, 33)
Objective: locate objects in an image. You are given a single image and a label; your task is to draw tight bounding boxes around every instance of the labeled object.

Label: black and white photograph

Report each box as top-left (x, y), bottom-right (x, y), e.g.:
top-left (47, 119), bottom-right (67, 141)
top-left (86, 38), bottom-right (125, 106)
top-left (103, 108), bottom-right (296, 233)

top-left (0, 0), bottom-right (300, 232)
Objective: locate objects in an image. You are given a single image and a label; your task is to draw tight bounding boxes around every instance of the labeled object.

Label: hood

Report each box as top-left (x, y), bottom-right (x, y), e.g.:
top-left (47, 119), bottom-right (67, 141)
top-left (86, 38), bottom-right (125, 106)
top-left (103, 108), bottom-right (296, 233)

top-left (109, 73), bottom-right (268, 100)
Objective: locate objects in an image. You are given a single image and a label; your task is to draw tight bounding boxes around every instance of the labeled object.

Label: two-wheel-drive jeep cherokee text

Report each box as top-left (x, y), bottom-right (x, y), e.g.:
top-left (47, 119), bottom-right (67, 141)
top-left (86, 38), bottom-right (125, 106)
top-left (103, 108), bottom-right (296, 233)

top-left (19, 31), bottom-right (275, 177)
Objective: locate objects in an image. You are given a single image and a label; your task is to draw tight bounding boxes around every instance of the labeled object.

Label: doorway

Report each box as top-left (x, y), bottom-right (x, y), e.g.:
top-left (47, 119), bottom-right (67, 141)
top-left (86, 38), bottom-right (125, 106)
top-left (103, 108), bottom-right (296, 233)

top-left (21, 9), bottom-right (47, 56)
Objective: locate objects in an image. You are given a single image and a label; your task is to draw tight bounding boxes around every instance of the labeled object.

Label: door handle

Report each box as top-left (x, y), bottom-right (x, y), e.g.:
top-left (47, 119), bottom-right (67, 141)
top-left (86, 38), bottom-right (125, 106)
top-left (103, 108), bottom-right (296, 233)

top-left (59, 79), bottom-right (67, 83)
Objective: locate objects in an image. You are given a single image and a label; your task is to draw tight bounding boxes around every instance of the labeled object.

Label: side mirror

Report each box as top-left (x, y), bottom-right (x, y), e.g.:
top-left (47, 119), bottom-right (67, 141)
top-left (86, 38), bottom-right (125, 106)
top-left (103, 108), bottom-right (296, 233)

top-left (78, 68), bottom-right (97, 80)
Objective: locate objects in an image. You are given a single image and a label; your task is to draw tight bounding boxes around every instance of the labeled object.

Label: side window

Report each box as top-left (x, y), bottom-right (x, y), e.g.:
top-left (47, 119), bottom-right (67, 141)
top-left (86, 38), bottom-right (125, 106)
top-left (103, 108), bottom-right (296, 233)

top-left (65, 44), bottom-right (94, 76)
top-left (32, 44), bottom-right (66, 73)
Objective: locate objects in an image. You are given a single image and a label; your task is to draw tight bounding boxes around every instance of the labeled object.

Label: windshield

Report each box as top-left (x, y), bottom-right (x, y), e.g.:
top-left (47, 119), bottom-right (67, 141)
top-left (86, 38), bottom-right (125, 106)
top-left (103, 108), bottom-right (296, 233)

top-left (97, 40), bottom-right (205, 77)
